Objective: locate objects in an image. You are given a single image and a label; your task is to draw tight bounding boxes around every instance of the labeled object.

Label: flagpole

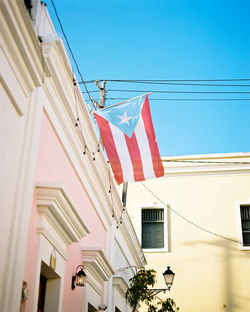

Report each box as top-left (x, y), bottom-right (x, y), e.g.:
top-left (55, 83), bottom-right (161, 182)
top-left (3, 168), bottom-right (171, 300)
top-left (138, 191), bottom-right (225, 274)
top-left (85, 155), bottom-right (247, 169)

top-left (92, 92), bottom-right (152, 114)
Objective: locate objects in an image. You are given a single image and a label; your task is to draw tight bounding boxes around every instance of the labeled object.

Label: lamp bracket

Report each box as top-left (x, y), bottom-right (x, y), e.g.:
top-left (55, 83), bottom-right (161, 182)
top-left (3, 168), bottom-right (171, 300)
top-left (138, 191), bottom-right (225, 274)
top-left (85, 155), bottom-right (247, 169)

top-left (147, 288), bottom-right (170, 299)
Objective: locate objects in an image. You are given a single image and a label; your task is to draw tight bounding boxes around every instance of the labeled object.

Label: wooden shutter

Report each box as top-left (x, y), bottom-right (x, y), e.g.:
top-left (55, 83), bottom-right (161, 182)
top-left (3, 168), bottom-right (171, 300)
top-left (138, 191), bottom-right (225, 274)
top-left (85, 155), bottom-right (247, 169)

top-left (142, 209), bottom-right (164, 248)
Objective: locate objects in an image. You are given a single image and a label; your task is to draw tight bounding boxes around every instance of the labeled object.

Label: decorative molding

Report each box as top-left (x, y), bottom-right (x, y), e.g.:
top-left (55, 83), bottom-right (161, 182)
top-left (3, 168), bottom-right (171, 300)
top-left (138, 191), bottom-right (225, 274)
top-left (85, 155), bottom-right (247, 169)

top-left (41, 39), bottom-right (115, 229)
top-left (82, 247), bottom-right (115, 283)
top-left (162, 153), bottom-right (250, 177)
top-left (119, 212), bottom-right (147, 267)
top-left (1, 0), bottom-right (46, 92)
top-left (39, 22), bottom-right (146, 271)
top-left (40, 37), bottom-right (146, 271)
top-left (0, 73), bottom-right (24, 116)
top-left (36, 183), bottom-right (90, 246)
top-left (113, 276), bottom-right (129, 296)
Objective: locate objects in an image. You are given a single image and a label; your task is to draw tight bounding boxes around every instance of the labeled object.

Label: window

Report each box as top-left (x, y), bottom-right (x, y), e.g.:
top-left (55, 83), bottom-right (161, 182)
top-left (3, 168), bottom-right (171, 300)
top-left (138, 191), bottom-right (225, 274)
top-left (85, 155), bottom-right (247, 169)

top-left (240, 205), bottom-right (250, 247)
top-left (142, 208), bottom-right (164, 249)
top-left (88, 303), bottom-right (97, 312)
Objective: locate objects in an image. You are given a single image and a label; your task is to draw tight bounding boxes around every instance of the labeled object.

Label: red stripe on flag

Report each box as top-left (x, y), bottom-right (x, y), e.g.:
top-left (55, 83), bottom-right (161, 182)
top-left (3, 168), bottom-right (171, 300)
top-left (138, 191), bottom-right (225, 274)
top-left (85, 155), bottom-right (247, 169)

top-left (141, 95), bottom-right (164, 178)
top-left (94, 113), bottom-right (124, 184)
top-left (124, 133), bottom-right (145, 182)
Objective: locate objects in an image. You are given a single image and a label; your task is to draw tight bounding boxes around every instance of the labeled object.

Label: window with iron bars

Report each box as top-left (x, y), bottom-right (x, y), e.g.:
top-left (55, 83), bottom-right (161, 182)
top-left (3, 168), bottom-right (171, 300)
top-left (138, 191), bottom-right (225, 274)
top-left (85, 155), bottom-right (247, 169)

top-left (141, 208), bottom-right (164, 249)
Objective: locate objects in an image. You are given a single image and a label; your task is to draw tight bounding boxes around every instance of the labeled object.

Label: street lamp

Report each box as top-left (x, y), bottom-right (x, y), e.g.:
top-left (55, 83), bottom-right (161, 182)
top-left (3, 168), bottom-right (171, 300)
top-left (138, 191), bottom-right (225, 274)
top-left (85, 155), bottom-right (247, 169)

top-left (147, 266), bottom-right (175, 298)
top-left (71, 265), bottom-right (87, 290)
top-left (163, 266), bottom-right (175, 291)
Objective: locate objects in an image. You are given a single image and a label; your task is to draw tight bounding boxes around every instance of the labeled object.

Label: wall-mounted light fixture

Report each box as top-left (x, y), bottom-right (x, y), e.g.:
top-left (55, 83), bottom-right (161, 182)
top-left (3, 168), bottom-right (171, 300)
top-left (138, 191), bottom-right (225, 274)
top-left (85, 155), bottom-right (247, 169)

top-left (162, 266), bottom-right (175, 291)
top-left (71, 265), bottom-right (87, 290)
top-left (117, 265), bottom-right (175, 299)
top-left (147, 266), bottom-right (175, 298)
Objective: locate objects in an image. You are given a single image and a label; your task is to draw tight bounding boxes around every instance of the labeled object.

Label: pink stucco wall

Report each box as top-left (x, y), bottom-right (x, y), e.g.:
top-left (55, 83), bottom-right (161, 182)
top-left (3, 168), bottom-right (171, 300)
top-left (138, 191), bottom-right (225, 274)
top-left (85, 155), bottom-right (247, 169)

top-left (24, 111), bottom-right (107, 311)
top-left (36, 112), bottom-right (106, 247)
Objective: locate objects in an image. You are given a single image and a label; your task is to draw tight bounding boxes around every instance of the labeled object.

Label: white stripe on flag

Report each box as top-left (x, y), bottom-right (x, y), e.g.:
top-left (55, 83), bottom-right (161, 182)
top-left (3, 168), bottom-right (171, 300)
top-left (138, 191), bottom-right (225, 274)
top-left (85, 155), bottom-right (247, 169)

top-left (110, 123), bottom-right (134, 182)
top-left (134, 116), bottom-right (155, 180)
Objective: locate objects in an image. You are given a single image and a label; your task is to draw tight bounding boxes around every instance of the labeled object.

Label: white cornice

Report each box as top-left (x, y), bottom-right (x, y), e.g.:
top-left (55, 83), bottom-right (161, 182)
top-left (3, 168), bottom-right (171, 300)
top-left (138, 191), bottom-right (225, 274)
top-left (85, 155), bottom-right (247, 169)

top-left (118, 213), bottom-right (147, 268)
top-left (82, 247), bottom-right (115, 283)
top-left (162, 152), bottom-right (250, 160)
top-left (162, 153), bottom-right (250, 177)
top-left (36, 183), bottom-right (90, 245)
top-left (1, 0), bottom-right (48, 91)
top-left (113, 276), bottom-right (129, 296)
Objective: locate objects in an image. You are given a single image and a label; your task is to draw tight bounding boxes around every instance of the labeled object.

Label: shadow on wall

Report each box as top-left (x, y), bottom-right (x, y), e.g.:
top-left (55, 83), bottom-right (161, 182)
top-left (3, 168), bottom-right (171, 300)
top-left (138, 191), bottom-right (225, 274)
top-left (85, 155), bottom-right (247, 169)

top-left (183, 239), bottom-right (250, 312)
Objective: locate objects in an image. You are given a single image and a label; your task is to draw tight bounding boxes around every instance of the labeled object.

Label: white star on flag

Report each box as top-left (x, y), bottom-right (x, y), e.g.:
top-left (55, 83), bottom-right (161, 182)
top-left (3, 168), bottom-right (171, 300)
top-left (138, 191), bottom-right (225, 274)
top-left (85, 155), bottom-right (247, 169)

top-left (117, 112), bottom-right (133, 125)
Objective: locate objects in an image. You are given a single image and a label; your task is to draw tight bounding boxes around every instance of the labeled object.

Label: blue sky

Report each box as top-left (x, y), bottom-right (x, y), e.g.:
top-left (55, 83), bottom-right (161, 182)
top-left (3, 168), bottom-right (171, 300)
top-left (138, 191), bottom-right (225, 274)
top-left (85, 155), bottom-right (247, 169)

top-left (49, 0), bottom-right (250, 156)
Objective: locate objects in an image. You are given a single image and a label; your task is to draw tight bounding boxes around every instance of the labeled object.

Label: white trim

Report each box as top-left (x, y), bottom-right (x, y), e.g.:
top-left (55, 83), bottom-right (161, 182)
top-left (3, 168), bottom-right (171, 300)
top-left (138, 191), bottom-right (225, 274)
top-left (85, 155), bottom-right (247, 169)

top-left (112, 276), bottom-right (129, 312)
top-left (32, 235), bottom-right (66, 312)
top-left (82, 247), bottom-right (115, 295)
top-left (118, 212), bottom-right (147, 267)
top-left (112, 277), bottom-right (129, 297)
top-left (0, 73), bottom-right (25, 116)
top-left (138, 202), bottom-right (169, 253)
top-left (36, 183), bottom-right (90, 246)
top-left (162, 153), bottom-right (250, 177)
top-left (162, 152), bottom-right (250, 160)
top-left (0, 86), bottom-right (44, 311)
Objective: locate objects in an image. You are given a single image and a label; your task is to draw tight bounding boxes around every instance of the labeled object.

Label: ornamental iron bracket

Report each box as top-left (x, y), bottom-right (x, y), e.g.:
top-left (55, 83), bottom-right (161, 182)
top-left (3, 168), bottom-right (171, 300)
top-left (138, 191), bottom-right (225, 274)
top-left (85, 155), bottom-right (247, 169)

top-left (147, 287), bottom-right (170, 299)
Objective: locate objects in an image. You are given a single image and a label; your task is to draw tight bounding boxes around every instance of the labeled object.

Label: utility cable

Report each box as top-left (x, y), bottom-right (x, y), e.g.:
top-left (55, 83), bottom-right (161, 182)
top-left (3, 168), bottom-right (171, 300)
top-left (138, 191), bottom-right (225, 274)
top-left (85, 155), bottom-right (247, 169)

top-left (85, 97), bottom-right (250, 102)
top-left (141, 182), bottom-right (241, 244)
top-left (83, 89), bottom-right (250, 94)
top-left (81, 79), bottom-right (250, 87)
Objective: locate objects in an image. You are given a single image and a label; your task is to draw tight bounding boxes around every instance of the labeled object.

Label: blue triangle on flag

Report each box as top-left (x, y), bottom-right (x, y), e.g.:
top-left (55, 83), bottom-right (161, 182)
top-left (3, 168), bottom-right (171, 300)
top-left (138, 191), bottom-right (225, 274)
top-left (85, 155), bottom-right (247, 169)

top-left (96, 95), bottom-right (146, 138)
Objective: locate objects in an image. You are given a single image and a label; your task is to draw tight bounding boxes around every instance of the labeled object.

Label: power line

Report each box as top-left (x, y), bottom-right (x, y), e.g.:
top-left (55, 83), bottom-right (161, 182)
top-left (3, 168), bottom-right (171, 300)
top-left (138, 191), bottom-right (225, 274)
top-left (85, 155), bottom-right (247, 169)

top-left (83, 89), bottom-right (250, 94)
top-left (81, 79), bottom-right (250, 87)
top-left (50, 0), bottom-right (94, 107)
top-left (84, 79), bottom-right (250, 83)
top-left (141, 182), bottom-right (241, 244)
top-left (85, 97), bottom-right (250, 102)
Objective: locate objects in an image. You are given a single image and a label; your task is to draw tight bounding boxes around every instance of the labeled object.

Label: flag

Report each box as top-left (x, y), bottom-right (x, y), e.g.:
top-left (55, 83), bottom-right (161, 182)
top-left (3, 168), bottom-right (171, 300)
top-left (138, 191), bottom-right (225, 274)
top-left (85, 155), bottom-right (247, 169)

top-left (94, 94), bottom-right (164, 185)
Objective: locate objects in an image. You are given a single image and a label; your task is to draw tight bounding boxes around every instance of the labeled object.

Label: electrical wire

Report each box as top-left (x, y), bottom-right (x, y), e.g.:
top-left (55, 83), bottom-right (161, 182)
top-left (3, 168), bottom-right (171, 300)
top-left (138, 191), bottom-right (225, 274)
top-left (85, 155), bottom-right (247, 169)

top-left (141, 182), bottom-right (241, 244)
top-left (85, 98), bottom-right (250, 102)
top-left (50, 0), bottom-right (94, 107)
top-left (81, 79), bottom-right (250, 87)
top-left (83, 89), bottom-right (250, 94)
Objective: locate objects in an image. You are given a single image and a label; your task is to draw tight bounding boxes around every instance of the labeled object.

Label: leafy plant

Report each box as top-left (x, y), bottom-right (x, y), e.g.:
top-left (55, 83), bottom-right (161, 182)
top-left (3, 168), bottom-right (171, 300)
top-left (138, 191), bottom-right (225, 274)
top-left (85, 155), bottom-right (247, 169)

top-left (125, 269), bottom-right (179, 312)
top-left (148, 298), bottom-right (179, 312)
top-left (125, 268), bottom-right (156, 312)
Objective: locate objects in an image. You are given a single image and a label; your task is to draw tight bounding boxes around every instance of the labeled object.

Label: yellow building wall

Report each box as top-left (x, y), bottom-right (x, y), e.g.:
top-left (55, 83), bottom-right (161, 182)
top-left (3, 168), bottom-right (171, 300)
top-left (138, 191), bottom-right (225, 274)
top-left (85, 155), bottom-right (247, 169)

top-left (125, 153), bottom-right (250, 312)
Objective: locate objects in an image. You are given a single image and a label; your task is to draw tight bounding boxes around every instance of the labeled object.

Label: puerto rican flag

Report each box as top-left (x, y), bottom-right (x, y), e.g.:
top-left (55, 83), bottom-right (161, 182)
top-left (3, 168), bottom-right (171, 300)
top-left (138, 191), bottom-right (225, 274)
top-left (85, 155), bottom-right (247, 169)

top-left (94, 94), bottom-right (164, 185)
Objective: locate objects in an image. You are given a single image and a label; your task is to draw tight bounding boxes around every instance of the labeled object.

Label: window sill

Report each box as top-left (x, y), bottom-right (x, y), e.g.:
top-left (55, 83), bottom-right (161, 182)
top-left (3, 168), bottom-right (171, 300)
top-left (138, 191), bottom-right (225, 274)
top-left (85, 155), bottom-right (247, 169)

top-left (143, 248), bottom-right (168, 253)
top-left (240, 245), bottom-right (250, 251)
